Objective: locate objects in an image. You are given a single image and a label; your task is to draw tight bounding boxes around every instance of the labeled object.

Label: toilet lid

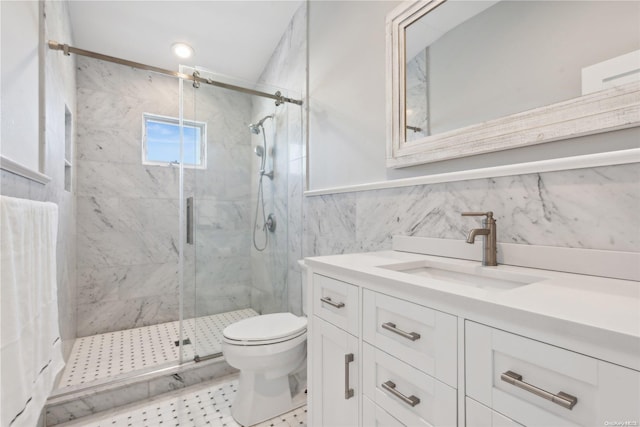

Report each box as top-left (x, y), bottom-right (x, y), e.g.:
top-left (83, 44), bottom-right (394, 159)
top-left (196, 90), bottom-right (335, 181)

top-left (223, 313), bottom-right (307, 342)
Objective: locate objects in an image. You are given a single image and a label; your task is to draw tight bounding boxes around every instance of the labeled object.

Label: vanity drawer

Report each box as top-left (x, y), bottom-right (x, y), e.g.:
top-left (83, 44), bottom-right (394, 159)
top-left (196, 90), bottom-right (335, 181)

top-left (363, 289), bottom-right (457, 387)
top-left (363, 342), bottom-right (457, 427)
top-left (466, 397), bottom-right (523, 427)
top-left (312, 274), bottom-right (358, 335)
top-left (466, 321), bottom-right (640, 426)
top-left (363, 396), bottom-right (405, 427)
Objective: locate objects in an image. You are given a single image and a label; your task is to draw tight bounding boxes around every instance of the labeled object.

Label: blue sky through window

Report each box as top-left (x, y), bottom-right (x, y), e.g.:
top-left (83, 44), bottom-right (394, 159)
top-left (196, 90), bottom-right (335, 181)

top-left (145, 118), bottom-right (203, 166)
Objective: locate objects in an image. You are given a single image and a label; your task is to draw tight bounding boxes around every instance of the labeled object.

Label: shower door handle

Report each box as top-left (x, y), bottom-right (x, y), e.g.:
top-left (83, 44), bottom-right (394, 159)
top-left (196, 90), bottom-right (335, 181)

top-left (186, 197), bottom-right (194, 245)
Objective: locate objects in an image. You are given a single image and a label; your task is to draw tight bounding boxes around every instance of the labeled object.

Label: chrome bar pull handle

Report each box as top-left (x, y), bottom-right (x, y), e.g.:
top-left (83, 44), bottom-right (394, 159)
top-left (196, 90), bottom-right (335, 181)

top-left (382, 381), bottom-right (420, 407)
top-left (320, 296), bottom-right (345, 309)
top-left (186, 197), bottom-right (194, 245)
top-left (501, 371), bottom-right (578, 410)
top-left (461, 211), bottom-right (493, 217)
top-left (344, 353), bottom-right (355, 399)
top-left (382, 322), bottom-right (421, 341)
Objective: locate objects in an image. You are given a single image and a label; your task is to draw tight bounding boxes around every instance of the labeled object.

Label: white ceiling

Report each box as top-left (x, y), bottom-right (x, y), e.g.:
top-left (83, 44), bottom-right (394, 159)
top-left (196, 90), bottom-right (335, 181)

top-left (67, 1), bottom-right (303, 83)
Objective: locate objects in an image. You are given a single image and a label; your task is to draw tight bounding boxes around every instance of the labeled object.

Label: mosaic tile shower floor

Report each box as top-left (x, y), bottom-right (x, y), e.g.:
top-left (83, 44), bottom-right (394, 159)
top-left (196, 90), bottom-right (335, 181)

top-left (57, 376), bottom-right (307, 427)
top-left (59, 309), bottom-right (259, 388)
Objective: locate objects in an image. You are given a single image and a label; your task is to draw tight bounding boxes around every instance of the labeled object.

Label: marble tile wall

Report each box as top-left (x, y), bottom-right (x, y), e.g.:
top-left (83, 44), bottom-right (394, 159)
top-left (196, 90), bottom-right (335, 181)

top-left (303, 163), bottom-right (640, 257)
top-left (252, 4), bottom-right (307, 316)
top-left (0, 0), bottom-right (78, 359)
top-left (75, 59), bottom-right (254, 336)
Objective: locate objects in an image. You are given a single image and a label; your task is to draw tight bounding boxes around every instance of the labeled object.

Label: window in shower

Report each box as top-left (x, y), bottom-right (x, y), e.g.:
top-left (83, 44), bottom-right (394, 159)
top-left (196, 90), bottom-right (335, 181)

top-left (142, 113), bottom-right (207, 168)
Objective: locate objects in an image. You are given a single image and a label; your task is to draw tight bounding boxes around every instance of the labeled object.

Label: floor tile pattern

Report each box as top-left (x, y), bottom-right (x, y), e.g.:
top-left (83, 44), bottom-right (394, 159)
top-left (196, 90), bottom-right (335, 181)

top-left (59, 309), bottom-right (258, 388)
top-left (57, 377), bottom-right (306, 427)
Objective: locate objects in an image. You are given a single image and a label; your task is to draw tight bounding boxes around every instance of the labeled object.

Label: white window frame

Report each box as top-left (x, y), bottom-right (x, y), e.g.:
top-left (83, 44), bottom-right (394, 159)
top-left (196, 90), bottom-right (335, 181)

top-left (142, 113), bottom-right (207, 169)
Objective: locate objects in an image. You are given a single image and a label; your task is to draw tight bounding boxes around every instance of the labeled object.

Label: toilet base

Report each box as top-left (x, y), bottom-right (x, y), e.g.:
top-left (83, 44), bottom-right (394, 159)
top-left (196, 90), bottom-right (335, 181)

top-left (231, 370), bottom-right (293, 426)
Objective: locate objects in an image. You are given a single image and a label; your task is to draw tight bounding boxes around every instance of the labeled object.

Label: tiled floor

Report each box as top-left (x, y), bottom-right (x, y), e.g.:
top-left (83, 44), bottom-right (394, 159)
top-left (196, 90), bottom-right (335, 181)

top-left (57, 376), bottom-right (307, 427)
top-left (58, 309), bottom-right (259, 388)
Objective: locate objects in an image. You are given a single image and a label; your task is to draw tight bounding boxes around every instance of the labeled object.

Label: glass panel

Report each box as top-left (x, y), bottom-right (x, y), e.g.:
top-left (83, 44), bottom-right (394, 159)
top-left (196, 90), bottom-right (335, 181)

top-left (179, 65), bottom-right (294, 362)
top-left (63, 58), bottom-right (183, 392)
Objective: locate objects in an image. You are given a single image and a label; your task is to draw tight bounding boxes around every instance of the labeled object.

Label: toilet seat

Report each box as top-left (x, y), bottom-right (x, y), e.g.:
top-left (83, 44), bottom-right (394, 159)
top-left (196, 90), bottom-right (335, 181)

top-left (222, 312), bottom-right (307, 346)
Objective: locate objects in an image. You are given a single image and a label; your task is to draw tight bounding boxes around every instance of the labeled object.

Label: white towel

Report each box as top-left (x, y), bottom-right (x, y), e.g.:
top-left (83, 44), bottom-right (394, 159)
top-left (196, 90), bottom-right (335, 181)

top-left (1, 195), bottom-right (64, 427)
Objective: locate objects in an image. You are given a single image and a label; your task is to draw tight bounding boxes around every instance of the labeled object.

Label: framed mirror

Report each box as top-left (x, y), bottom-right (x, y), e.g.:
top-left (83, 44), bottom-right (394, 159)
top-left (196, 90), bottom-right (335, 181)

top-left (386, 0), bottom-right (640, 169)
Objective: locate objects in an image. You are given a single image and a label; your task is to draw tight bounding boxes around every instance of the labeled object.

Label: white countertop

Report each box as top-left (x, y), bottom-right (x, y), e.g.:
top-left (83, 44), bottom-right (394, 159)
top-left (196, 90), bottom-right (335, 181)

top-left (304, 249), bottom-right (640, 370)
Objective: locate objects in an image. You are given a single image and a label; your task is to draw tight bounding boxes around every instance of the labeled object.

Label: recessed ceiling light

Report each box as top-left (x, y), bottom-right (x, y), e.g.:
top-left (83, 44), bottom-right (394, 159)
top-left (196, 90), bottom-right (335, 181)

top-left (171, 42), bottom-right (194, 59)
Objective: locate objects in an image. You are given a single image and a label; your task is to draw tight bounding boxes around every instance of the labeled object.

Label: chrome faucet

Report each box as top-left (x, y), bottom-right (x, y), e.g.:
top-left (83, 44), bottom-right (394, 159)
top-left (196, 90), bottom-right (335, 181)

top-left (462, 211), bottom-right (497, 266)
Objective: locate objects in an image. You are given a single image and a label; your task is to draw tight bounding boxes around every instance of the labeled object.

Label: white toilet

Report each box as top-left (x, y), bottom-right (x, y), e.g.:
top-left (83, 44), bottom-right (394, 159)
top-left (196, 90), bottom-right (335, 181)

top-left (222, 312), bottom-right (307, 426)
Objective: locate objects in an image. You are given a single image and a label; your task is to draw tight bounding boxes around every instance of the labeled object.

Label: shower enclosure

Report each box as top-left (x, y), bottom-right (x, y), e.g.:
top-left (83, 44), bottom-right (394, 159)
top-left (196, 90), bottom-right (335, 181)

top-left (55, 54), bottom-right (301, 393)
top-left (180, 65), bottom-right (294, 363)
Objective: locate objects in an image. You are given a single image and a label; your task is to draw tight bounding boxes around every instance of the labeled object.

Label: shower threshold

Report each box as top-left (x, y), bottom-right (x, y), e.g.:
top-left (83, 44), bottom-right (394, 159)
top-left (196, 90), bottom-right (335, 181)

top-left (55, 308), bottom-right (258, 392)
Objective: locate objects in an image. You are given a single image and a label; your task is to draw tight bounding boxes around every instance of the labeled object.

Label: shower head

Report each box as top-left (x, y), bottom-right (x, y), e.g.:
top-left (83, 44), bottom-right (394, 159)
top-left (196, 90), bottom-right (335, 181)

top-left (248, 114), bottom-right (274, 134)
top-left (249, 123), bottom-right (261, 135)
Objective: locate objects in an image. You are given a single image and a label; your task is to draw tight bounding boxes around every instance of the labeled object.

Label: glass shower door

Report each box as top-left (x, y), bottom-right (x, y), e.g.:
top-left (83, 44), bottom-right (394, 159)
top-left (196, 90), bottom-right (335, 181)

top-left (179, 65), bottom-right (293, 362)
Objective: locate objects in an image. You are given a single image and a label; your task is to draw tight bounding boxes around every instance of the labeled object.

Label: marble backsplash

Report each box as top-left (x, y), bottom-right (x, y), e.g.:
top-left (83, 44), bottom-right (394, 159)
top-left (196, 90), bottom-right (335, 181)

top-left (303, 163), bottom-right (640, 258)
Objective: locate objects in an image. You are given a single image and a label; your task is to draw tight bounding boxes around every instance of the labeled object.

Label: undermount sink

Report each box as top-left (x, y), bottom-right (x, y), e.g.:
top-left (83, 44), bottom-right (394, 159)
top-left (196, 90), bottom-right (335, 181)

top-left (378, 259), bottom-right (545, 291)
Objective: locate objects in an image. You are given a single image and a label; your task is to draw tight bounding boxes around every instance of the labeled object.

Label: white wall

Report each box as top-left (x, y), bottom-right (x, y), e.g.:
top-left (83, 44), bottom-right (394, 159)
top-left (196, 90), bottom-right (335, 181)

top-left (1, 0), bottom-right (41, 173)
top-left (308, 0), bottom-right (640, 191)
top-left (308, 0), bottom-right (401, 189)
top-left (1, 0), bottom-right (77, 359)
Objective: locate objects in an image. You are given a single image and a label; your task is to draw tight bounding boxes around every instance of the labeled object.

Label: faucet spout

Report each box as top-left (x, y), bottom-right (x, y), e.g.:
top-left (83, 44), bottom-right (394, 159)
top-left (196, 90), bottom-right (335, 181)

top-left (466, 228), bottom-right (490, 244)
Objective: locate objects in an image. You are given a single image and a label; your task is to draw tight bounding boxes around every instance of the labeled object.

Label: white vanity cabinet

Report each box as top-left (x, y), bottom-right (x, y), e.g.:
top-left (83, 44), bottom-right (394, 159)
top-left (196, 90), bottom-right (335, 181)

top-left (310, 274), bottom-right (360, 427)
top-left (362, 289), bottom-right (458, 426)
top-left (307, 248), bottom-right (640, 427)
top-left (309, 273), bottom-right (460, 427)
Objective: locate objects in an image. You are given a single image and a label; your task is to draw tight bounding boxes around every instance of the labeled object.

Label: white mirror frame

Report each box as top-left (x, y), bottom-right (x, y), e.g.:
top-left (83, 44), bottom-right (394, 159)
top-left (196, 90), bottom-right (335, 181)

top-left (386, 0), bottom-right (640, 169)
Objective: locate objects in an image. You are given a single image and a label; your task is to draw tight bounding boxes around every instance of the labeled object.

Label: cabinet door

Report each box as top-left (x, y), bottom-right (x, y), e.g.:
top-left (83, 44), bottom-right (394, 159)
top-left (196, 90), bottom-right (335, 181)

top-left (363, 343), bottom-right (457, 426)
top-left (466, 321), bottom-right (640, 426)
top-left (466, 397), bottom-right (522, 427)
top-left (363, 289), bottom-right (458, 387)
top-left (363, 396), bottom-right (406, 427)
top-left (313, 274), bottom-right (359, 335)
top-left (311, 316), bottom-right (359, 427)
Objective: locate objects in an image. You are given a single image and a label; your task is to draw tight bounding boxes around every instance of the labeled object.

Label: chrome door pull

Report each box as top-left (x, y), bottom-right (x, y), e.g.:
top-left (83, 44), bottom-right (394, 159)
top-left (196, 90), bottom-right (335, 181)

top-left (382, 322), bottom-right (421, 341)
top-left (320, 296), bottom-right (345, 309)
top-left (382, 381), bottom-right (420, 407)
top-left (501, 370), bottom-right (578, 410)
top-left (344, 353), bottom-right (355, 399)
top-left (186, 196), bottom-right (194, 245)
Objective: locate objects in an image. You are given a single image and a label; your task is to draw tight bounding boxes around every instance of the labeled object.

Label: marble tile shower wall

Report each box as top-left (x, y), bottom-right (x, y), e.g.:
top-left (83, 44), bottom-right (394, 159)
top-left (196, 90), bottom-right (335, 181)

top-left (0, 0), bottom-right (78, 359)
top-left (251, 4), bottom-right (307, 316)
top-left (303, 163), bottom-right (639, 257)
top-left (75, 58), bottom-right (253, 336)
top-left (247, 99), bottom-right (290, 315)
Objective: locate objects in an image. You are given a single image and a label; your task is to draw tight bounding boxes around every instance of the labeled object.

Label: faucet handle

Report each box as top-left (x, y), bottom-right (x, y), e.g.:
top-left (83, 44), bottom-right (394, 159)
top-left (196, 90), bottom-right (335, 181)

top-left (462, 211), bottom-right (493, 218)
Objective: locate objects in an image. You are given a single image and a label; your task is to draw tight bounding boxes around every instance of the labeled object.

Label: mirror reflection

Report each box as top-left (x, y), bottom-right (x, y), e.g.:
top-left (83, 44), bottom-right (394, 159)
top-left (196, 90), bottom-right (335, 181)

top-left (404, 0), bottom-right (640, 143)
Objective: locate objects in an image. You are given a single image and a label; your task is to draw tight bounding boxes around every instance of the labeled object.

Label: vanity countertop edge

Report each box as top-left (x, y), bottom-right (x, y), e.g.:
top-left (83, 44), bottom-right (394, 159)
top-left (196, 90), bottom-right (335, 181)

top-left (304, 250), bottom-right (640, 371)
